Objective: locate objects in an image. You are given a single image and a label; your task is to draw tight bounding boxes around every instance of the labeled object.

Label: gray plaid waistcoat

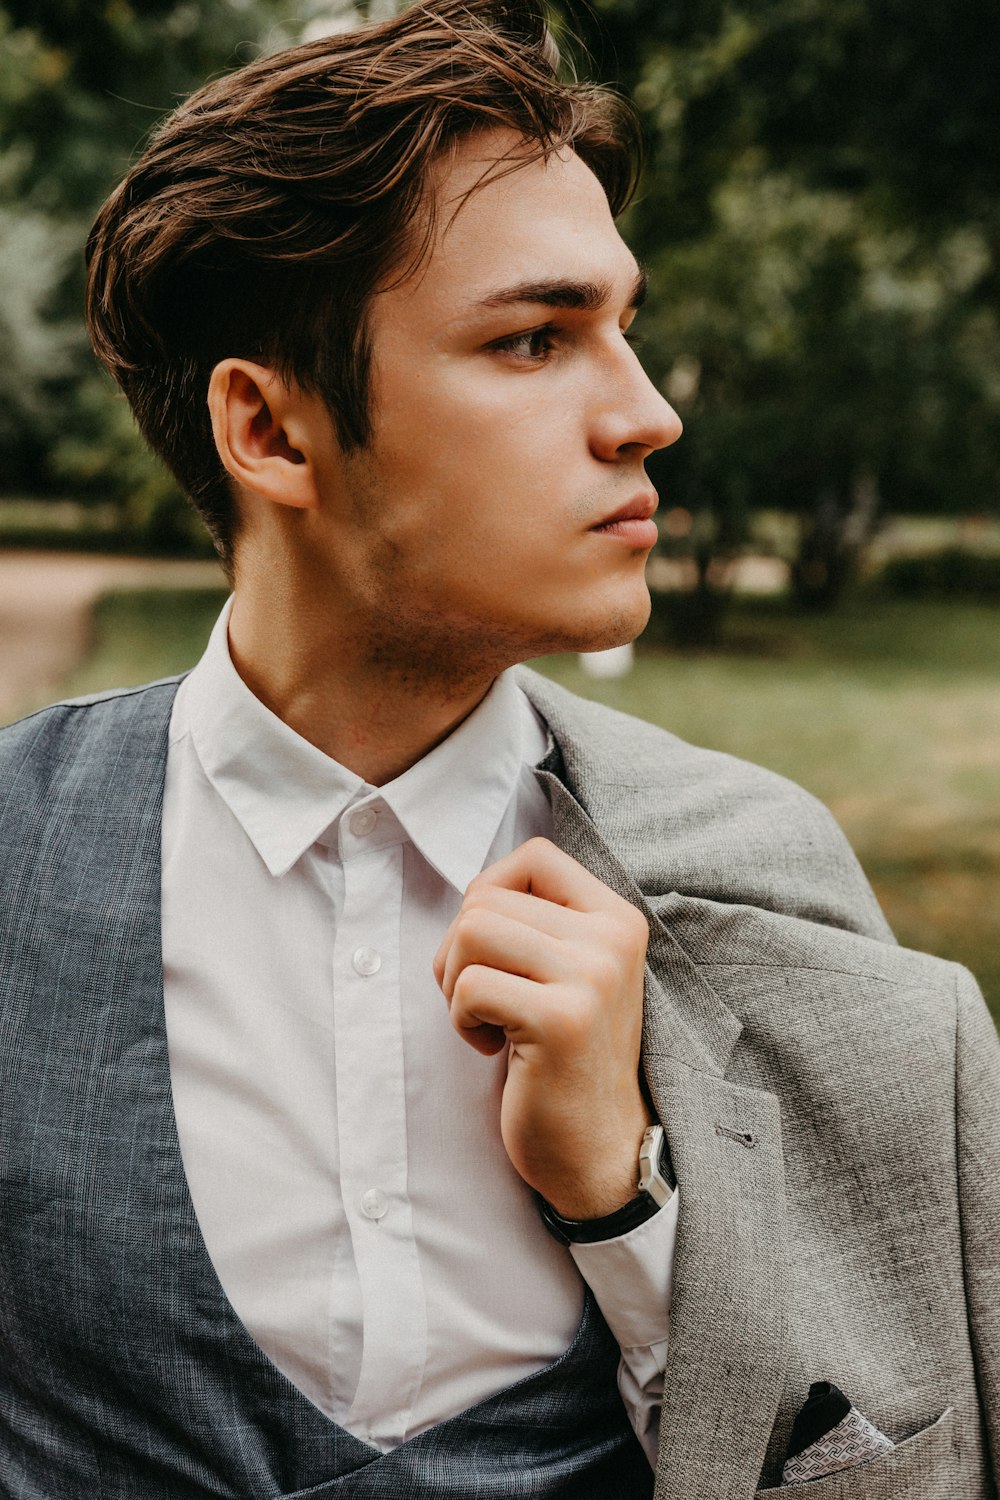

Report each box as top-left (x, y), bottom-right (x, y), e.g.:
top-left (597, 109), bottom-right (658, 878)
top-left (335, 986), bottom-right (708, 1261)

top-left (0, 682), bottom-right (653, 1500)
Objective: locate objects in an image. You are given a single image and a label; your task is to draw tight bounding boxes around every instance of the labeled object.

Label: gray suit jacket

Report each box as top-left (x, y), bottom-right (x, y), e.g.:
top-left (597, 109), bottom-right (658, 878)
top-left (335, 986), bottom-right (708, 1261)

top-left (2, 666), bottom-right (997, 1499)
top-left (519, 667), bottom-right (999, 1500)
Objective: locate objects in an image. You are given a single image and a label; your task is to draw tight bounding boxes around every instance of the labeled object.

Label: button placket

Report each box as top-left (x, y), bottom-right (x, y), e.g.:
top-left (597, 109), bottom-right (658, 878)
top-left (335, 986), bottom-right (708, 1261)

top-left (333, 839), bottom-right (426, 1435)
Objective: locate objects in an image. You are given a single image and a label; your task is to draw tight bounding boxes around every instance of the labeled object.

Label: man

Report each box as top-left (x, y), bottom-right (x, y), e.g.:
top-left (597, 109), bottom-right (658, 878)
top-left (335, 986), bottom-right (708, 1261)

top-left (0, 1), bottom-right (996, 1496)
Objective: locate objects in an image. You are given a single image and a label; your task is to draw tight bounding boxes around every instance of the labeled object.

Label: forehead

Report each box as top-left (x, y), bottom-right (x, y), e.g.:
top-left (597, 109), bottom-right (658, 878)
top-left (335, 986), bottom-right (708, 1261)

top-left (390, 130), bottom-right (638, 316)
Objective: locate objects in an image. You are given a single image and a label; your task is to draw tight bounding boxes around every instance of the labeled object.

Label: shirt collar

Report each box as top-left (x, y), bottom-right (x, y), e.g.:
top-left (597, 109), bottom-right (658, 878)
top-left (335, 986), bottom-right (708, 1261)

top-left (175, 597), bottom-right (547, 888)
top-left (377, 666), bottom-right (546, 893)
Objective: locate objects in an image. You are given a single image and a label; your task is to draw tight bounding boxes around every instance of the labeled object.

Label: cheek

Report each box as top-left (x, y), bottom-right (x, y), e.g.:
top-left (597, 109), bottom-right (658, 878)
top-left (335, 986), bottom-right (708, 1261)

top-left (376, 416), bottom-right (549, 541)
top-left (363, 363), bottom-right (597, 582)
top-left (383, 367), bottom-right (575, 482)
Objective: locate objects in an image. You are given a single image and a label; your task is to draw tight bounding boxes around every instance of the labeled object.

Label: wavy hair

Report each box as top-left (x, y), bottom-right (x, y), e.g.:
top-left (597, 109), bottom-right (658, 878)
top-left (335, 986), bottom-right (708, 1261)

top-left (86, 0), bottom-right (642, 569)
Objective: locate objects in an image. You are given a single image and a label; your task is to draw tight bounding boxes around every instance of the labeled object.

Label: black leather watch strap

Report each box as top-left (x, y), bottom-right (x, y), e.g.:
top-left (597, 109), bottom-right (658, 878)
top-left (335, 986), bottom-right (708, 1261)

top-left (537, 1187), bottom-right (662, 1246)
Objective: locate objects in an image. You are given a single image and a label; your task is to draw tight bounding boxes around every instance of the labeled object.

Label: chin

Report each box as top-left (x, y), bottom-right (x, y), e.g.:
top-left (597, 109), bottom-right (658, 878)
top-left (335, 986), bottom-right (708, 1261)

top-left (498, 575), bottom-right (652, 663)
top-left (574, 587), bottom-right (652, 653)
top-left (534, 598), bottom-right (650, 658)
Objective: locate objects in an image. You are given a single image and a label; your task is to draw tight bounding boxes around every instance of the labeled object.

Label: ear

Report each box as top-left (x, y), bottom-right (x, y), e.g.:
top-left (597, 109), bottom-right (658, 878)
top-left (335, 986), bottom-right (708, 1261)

top-left (207, 359), bottom-right (321, 511)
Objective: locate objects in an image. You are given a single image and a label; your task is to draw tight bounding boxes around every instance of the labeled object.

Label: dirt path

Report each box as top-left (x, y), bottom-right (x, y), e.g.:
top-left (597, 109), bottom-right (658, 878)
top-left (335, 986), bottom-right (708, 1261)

top-left (0, 550), bottom-right (224, 724)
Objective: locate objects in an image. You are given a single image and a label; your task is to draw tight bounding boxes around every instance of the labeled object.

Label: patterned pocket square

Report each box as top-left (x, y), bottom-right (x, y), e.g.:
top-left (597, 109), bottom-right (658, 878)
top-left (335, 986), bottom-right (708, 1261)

top-left (782, 1381), bottom-right (895, 1485)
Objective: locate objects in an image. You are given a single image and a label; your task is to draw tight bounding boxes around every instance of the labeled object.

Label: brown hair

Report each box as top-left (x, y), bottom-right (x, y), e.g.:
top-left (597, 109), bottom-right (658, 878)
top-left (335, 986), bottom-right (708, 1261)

top-left (85, 0), bottom-right (642, 570)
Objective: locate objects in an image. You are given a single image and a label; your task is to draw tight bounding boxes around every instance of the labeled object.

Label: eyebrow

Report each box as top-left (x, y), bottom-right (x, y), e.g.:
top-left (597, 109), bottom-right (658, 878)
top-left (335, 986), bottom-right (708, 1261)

top-left (474, 264), bottom-right (648, 314)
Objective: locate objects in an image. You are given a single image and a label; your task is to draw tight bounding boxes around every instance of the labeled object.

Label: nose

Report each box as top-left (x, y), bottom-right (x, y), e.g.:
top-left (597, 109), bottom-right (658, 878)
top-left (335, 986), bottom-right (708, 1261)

top-left (590, 347), bottom-right (683, 463)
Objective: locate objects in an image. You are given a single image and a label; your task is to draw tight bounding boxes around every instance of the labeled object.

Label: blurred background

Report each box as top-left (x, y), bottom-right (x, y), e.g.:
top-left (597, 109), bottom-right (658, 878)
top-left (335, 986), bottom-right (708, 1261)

top-left (0, 0), bottom-right (997, 1014)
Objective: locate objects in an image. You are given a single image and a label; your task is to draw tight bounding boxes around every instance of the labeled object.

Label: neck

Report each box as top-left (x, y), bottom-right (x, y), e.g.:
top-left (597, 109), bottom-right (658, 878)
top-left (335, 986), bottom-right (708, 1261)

top-left (227, 586), bottom-right (502, 787)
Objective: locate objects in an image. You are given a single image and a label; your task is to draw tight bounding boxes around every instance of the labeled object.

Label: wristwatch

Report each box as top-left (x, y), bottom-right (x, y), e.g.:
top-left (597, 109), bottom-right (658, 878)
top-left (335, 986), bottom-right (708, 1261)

top-left (538, 1123), bottom-right (673, 1246)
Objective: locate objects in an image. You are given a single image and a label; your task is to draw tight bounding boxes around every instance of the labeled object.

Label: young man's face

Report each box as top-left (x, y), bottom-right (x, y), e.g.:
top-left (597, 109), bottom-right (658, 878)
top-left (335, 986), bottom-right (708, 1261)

top-left (307, 127), bottom-right (681, 673)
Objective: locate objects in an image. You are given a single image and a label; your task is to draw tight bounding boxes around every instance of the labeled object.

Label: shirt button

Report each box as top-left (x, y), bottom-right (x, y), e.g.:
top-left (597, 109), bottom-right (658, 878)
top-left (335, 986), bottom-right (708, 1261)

top-left (361, 1188), bottom-right (388, 1221)
top-left (352, 946), bottom-right (382, 977)
top-left (349, 807), bottom-right (378, 837)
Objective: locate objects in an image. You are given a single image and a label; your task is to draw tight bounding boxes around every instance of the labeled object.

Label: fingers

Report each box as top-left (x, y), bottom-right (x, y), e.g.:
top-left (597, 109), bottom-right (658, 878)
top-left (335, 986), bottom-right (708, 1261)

top-left (437, 905), bottom-right (567, 1001)
top-left (446, 964), bottom-right (599, 1060)
top-left (433, 840), bottom-right (648, 1001)
top-left (446, 965), bottom-right (540, 1056)
top-left (467, 884), bottom-right (582, 939)
top-left (432, 887), bottom-right (578, 990)
top-left (469, 837), bottom-right (626, 914)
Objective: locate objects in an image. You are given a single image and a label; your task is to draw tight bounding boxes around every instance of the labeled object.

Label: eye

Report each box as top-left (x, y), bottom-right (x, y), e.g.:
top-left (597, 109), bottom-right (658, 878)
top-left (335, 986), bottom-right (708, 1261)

top-left (490, 325), bottom-right (558, 361)
top-left (621, 313), bottom-right (645, 350)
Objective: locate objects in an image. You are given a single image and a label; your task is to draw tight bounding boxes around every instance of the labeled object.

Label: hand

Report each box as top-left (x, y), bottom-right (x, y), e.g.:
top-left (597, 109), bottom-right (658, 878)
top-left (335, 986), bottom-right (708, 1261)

top-left (433, 837), bottom-right (652, 1220)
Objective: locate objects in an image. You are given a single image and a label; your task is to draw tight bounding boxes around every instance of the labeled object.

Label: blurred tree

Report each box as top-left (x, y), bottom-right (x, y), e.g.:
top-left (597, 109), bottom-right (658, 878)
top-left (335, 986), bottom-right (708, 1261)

top-left (0, 0), bottom-right (348, 544)
top-left (557, 0), bottom-right (1000, 630)
top-left (1, 0), bottom-right (997, 580)
top-left (0, 204), bottom-right (77, 490)
top-left (641, 172), bottom-right (999, 613)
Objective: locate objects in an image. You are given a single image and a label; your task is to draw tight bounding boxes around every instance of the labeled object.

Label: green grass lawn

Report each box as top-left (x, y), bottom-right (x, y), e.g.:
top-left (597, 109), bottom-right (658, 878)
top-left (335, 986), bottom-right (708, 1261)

top-left (63, 586), bottom-right (1000, 1019)
top-left (63, 587), bottom-right (231, 697)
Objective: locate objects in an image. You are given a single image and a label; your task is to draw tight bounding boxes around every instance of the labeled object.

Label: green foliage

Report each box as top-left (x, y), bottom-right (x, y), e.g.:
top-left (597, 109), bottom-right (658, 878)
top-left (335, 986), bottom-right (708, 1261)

top-left (1, 0), bottom-right (310, 216)
top-left (880, 548), bottom-right (1000, 600)
top-left (640, 171), bottom-right (1000, 615)
top-left (0, 205), bottom-right (78, 486)
top-left (569, 0), bottom-right (1000, 247)
top-left (0, 0), bottom-right (352, 538)
top-left (557, 0), bottom-right (1000, 624)
top-left (1, 0), bottom-right (998, 564)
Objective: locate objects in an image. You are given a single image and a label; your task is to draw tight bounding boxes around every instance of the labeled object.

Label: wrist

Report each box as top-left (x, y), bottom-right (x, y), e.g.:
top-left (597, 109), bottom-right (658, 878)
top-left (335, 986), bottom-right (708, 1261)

top-left (542, 1168), bottom-right (638, 1223)
top-left (539, 1106), bottom-right (654, 1221)
top-left (539, 1122), bottom-right (673, 1246)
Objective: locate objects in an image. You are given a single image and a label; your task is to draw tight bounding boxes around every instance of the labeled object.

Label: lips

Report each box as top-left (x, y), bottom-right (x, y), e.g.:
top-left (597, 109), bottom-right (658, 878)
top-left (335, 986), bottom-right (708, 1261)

top-left (595, 491), bottom-right (658, 528)
top-left (592, 491), bottom-right (659, 546)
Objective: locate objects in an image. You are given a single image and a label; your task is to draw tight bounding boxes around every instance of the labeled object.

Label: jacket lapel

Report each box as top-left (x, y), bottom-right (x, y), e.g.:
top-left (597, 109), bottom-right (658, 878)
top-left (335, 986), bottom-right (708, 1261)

top-left (535, 750), bottom-right (791, 1500)
top-left (646, 1059), bottom-right (789, 1499)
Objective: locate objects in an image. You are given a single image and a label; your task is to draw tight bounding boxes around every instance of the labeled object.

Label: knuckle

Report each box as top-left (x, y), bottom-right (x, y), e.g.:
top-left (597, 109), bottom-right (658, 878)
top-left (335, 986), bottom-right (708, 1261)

top-left (605, 903), bottom-right (649, 952)
top-left (455, 907), bottom-right (480, 937)
top-left (455, 904), bottom-right (493, 941)
top-left (462, 876), bottom-right (489, 905)
top-left (450, 969), bottom-right (472, 1013)
top-left (626, 905), bottom-right (650, 947)
top-left (452, 964), bottom-right (484, 1007)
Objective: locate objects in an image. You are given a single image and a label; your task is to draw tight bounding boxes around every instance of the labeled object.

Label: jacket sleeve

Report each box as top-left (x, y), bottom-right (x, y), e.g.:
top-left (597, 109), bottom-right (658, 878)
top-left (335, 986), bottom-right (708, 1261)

top-left (956, 966), bottom-right (1000, 1475)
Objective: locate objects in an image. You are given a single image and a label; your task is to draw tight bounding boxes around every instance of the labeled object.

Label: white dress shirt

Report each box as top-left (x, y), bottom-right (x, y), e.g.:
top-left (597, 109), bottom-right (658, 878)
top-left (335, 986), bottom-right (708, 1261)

top-left (161, 600), bottom-right (677, 1463)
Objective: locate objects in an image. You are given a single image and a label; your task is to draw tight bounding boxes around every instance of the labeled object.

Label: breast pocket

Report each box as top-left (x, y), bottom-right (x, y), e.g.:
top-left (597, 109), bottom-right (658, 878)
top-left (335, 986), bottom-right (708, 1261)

top-left (756, 1408), bottom-right (955, 1498)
